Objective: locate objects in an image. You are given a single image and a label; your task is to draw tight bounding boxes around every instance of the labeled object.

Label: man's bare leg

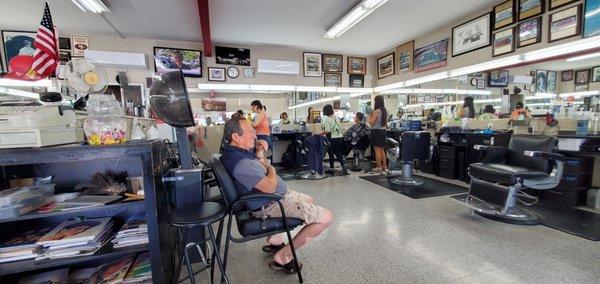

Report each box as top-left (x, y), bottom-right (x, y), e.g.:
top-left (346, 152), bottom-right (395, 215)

top-left (273, 208), bottom-right (333, 265)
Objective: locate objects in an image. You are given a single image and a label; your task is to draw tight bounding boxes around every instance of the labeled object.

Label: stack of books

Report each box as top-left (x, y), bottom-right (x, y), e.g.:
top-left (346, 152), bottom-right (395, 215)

top-left (35, 218), bottom-right (114, 260)
top-left (0, 224), bottom-right (55, 263)
top-left (111, 214), bottom-right (148, 248)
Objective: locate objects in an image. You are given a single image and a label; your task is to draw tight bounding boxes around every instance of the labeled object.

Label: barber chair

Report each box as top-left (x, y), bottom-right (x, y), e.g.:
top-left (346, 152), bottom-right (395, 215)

top-left (349, 136), bottom-right (370, 172)
top-left (451, 135), bottom-right (565, 225)
top-left (386, 131), bottom-right (431, 185)
top-left (297, 136), bottom-right (329, 180)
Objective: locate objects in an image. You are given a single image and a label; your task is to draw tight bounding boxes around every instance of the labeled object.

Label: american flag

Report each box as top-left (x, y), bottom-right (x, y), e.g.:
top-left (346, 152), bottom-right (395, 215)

top-left (31, 2), bottom-right (58, 77)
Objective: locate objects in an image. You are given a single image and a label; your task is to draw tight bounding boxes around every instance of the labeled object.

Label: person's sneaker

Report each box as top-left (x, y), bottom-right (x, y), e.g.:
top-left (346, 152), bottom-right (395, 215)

top-left (262, 243), bottom-right (285, 254)
top-left (269, 260), bottom-right (303, 274)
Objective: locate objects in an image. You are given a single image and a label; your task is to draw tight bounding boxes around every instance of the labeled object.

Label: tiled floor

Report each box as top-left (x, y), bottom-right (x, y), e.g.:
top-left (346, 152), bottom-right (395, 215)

top-left (189, 171), bottom-right (600, 283)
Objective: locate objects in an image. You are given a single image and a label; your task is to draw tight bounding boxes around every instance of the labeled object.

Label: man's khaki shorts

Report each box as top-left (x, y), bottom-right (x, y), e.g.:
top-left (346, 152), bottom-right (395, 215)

top-left (251, 190), bottom-right (321, 225)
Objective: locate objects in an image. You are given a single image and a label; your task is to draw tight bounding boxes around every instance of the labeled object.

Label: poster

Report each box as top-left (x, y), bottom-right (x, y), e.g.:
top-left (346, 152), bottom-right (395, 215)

top-left (201, 98), bottom-right (226, 111)
top-left (72, 36), bottom-right (89, 57)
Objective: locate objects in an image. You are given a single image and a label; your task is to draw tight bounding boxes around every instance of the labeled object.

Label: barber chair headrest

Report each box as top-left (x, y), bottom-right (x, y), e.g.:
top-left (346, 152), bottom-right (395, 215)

top-left (401, 131), bottom-right (431, 161)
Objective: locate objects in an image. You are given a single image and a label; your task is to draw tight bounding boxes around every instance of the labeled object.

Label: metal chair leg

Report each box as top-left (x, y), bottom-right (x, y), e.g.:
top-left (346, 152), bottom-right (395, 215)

top-left (192, 242), bottom-right (212, 283)
top-left (208, 226), bottom-right (230, 284)
top-left (211, 218), bottom-right (224, 283)
top-left (279, 204), bottom-right (303, 283)
top-left (183, 241), bottom-right (196, 284)
top-left (221, 214), bottom-right (233, 283)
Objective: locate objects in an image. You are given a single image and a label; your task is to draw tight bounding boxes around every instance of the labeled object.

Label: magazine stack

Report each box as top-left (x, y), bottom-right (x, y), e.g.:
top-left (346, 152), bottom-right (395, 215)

top-left (0, 224), bottom-right (55, 263)
top-left (35, 218), bottom-right (114, 260)
top-left (111, 214), bottom-right (148, 248)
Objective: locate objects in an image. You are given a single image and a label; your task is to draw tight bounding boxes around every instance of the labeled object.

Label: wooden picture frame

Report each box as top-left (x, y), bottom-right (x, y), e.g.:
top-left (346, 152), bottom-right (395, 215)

top-left (547, 70), bottom-right (558, 93)
top-left (548, 4), bottom-right (582, 42)
top-left (536, 69), bottom-right (548, 93)
top-left (396, 41), bottom-right (414, 72)
top-left (324, 73), bottom-right (342, 87)
top-left (303, 52), bottom-right (322, 77)
top-left (208, 67), bottom-right (226, 82)
top-left (322, 54), bottom-right (343, 72)
top-left (575, 69), bottom-right (590, 84)
top-left (414, 38), bottom-right (448, 73)
top-left (561, 70), bottom-right (573, 81)
top-left (377, 53), bottom-right (395, 79)
top-left (494, 0), bottom-right (516, 30)
top-left (347, 57), bottom-right (367, 75)
top-left (493, 27), bottom-right (515, 56)
top-left (517, 16), bottom-right (542, 48)
top-left (518, 0), bottom-right (545, 21)
top-left (549, 0), bottom-right (578, 11)
top-left (452, 13), bottom-right (492, 57)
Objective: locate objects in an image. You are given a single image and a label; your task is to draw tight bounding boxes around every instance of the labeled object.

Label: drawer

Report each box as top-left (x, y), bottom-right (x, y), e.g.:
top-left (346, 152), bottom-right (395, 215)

top-left (557, 174), bottom-right (592, 191)
top-left (439, 158), bottom-right (455, 168)
top-left (0, 131), bottom-right (38, 147)
top-left (563, 156), bottom-right (594, 176)
top-left (439, 147), bottom-right (456, 159)
top-left (542, 189), bottom-right (587, 209)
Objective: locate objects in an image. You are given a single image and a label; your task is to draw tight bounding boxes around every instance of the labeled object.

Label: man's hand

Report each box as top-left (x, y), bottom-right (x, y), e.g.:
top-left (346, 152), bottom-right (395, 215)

top-left (261, 159), bottom-right (276, 174)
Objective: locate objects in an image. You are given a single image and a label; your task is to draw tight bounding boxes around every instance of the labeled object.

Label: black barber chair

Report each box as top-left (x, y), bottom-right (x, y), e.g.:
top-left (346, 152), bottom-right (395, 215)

top-left (451, 135), bottom-right (565, 225)
top-left (386, 131), bottom-right (431, 185)
top-left (349, 136), bottom-right (370, 172)
top-left (209, 155), bottom-right (305, 283)
top-left (298, 135), bottom-right (329, 180)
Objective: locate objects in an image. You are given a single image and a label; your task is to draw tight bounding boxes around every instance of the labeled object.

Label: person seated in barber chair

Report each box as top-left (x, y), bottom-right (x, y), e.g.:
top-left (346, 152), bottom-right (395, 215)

top-left (343, 112), bottom-right (371, 155)
top-left (510, 102), bottom-right (531, 120)
top-left (220, 116), bottom-right (333, 273)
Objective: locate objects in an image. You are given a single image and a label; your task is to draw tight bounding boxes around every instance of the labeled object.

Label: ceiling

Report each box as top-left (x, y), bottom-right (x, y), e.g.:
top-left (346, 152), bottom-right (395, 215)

top-left (0, 0), bottom-right (499, 56)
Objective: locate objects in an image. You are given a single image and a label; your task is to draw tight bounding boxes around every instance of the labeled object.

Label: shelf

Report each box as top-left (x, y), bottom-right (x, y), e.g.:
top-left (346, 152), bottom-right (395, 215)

top-left (0, 243), bottom-right (148, 276)
top-left (0, 200), bottom-right (145, 224)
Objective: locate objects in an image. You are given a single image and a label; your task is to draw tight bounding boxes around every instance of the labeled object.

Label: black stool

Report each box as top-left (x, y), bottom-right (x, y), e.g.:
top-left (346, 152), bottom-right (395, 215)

top-left (168, 202), bottom-right (229, 284)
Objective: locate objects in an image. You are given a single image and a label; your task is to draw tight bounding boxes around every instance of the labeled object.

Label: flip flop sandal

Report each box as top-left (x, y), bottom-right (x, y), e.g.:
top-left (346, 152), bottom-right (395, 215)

top-left (262, 243), bottom-right (285, 254)
top-left (268, 260), bottom-right (303, 274)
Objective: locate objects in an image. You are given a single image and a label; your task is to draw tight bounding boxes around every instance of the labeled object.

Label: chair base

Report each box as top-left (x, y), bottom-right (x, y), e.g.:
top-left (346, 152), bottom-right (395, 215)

top-left (349, 165), bottom-right (362, 172)
top-left (297, 170), bottom-right (327, 180)
top-left (450, 193), bottom-right (543, 225)
top-left (389, 176), bottom-right (424, 186)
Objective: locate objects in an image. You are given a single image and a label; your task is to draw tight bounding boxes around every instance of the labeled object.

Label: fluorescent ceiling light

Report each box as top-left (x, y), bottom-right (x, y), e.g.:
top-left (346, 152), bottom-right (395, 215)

top-left (289, 95), bottom-right (341, 109)
top-left (374, 81), bottom-right (405, 92)
top-left (325, 0), bottom-right (389, 38)
top-left (70, 0), bottom-right (110, 13)
top-left (527, 93), bottom-right (557, 99)
top-left (0, 78), bottom-right (53, 88)
top-left (566, 52), bottom-right (600, 62)
top-left (449, 56), bottom-right (523, 77)
top-left (404, 98), bottom-right (501, 108)
top-left (250, 85), bottom-right (295, 92)
top-left (336, 87), bottom-right (373, 93)
top-left (381, 88), bottom-right (492, 95)
top-left (559, 90), bottom-right (600, 98)
top-left (296, 86), bottom-right (337, 92)
top-left (523, 36), bottom-right (600, 62)
top-left (197, 84), bottom-right (250, 91)
top-left (404, 72), bottom-right (450, 88)
top-left (0, 87), bottom-right (40, 100)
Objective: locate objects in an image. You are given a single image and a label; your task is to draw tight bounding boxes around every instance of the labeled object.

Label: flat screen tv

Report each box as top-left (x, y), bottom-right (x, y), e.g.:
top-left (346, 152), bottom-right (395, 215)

top-left (153, 47), bottom-right (202, 77)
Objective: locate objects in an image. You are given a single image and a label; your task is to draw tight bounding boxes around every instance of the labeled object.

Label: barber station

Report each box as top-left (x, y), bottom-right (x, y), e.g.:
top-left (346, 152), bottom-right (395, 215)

top-left (2, 0), bottom-right (600, 283)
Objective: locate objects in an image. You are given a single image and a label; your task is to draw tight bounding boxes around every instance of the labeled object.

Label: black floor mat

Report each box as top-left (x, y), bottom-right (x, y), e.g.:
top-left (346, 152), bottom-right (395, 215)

top-left (530, 204), bottom-right (600, 241)
top-left (277, 166), bottom-right (347, 180)
top-left (360, 174), bottom-right (468, 199)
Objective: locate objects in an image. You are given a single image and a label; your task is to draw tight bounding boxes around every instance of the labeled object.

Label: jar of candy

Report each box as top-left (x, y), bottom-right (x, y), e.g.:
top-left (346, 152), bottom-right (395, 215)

top-left (83, 94), bottom-right (127, 145)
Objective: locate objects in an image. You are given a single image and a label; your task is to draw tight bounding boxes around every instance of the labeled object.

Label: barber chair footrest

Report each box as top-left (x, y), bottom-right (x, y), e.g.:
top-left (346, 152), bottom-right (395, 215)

top-left (450, 193), bottom-right (542, 225)
top-left (389, 175), bottom-right (424, 186)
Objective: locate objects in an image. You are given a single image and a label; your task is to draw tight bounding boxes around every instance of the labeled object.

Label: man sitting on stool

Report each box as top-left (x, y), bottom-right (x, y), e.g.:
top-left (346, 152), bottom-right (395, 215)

top-left (220, 116), bottom-right (334, 274)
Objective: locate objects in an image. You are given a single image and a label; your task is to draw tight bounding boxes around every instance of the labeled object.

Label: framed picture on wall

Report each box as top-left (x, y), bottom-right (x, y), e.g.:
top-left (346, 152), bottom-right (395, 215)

top-left (349, 75), bottom-right (364, 88)
top-left (452, 13), bottom-right (492, 57)
top-left (492, 27), bottom-right (515, 56)
top-left (561, 70), bottom-right (574, 81)
top-left (215, 46), bottom-right (251, 66)
top-left (488, 70), bottom-right (510, 87)
top-left (536, 69), bottom-right (548, 93)
top-left (548, 4), bottom-right (582, 42)
top-left (494, 0), bottom-right (516, 30)
top-left (58, 37), bottom-right (71, 50)
top-left (243, 68), bottom-right (255, 78)
top-left (518, 0), bottom-right (545, 21)
top-left (347, 57), bottom-right (366, 75)
top-left (547, 71), bottom-right (558, 93)
top-left (414, 38), bottom-right (448, 73)
top-left (324, 73), bottom-right (342, 87)
top-left (476, 79), bottom-right (486, 89)
top-left (322, 54), bottom-right (343, 72)
top-left (377, 53), bottom-right (395, 79)
top-left (575, 69), bottom-right (590, 84)
top-left (1, 30), bottom-right (36, 68)
top-left (208, 67), bottom-right (226, 82)
top-left (583, 0), bottom-right (600, 38)
top-left (550, 0), bottom-right (578, 11)
top-left (517, 17), bottom-right (542, 47)
top-left (592, 66), bottom-right (600, 82)
top-left (303, 52), bottom-right (322, 77)
top-left (396, 41), bottom-right (414, 72)
top-left (575, 84), bottom-right (589, 92)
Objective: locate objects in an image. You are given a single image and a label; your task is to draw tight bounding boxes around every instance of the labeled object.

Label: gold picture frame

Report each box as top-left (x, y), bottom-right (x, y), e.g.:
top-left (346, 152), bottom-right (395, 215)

top-left (396, 41), bottom-right (414, 72)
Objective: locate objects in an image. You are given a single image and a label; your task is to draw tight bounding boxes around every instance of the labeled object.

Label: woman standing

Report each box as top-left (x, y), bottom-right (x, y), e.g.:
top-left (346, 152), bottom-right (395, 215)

top-left (321, 104), bottom-right (348, 175)
top-left (458, 96), bottom-right (475, 118)
top-left (306, 107), bottom-right (314, 123)
top-left (368, 95), bottom-right (388, 173)
top-left (251, 100), bottom-right (272, 150)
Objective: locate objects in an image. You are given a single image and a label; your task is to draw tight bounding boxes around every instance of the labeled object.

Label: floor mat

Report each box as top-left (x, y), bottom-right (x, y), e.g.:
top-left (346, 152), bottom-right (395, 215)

top-left (450, 193), bottom-right (600, 241)
top-left (360, 174), bottom-right (467, 199)
top-left (277, 166), bottom-right (347, 180)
